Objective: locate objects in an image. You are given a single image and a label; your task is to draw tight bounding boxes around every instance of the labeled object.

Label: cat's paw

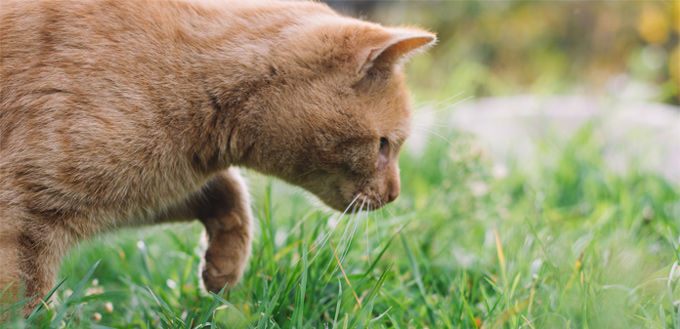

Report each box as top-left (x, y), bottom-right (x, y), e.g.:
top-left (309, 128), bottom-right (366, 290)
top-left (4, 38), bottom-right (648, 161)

top-left (200, 248), bottom-right (244, 293)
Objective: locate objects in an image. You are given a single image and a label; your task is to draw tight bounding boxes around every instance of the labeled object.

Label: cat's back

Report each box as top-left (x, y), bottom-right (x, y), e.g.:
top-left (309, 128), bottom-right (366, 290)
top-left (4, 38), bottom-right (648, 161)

top-left (0, 0), bottom-right (341, 140)
top-left (0, 0), bottom-right (338, 55)
top-left (0, 0), bottom-right (343, 210)
top-left (0, 0), bottom-right (339, 103)
top-left (0, 0), bottom-right (213, 75)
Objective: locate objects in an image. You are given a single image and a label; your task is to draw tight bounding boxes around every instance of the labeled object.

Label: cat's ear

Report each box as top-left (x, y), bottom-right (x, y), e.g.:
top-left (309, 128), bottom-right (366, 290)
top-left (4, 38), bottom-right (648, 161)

top-left (355, 27), bottom-right (436, 75)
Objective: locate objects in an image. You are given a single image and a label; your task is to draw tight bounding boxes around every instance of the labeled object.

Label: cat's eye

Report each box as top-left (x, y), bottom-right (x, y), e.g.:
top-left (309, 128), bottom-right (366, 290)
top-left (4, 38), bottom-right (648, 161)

top-left (379, 137), bottom-right (388, 152)
top-left (378, 137), bottom-right (390, 169)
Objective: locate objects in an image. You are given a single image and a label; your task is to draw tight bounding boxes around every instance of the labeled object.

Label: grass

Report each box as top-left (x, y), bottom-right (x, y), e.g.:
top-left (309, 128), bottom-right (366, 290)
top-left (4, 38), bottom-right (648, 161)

top-left (1, 115), bottom-right (679, 328)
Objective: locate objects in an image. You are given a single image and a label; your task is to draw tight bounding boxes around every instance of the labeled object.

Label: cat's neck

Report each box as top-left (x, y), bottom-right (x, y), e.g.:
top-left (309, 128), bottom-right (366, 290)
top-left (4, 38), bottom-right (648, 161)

top-left (169, 3), bottom-right (295, 174)
top-left (142, 0), bottom-right (338, 177)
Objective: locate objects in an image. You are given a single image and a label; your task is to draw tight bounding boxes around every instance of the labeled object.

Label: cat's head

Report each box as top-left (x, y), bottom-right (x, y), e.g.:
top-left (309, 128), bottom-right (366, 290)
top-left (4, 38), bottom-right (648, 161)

top-left (233, 10), bottom-right (435, 212)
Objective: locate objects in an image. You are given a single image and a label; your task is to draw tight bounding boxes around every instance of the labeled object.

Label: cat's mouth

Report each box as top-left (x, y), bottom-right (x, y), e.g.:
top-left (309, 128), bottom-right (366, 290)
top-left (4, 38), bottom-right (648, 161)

top-left (305, 174), bottom-right (397, 213)
top-left (337, 191), bottom-right (384, 213)
top-left (325, 175), bottom-right (400, 213)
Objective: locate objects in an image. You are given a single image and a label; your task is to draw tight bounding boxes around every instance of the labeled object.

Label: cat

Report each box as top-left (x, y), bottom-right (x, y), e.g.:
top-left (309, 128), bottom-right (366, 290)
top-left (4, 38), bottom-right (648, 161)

top-left (0, 0), bottom-right (435, 316)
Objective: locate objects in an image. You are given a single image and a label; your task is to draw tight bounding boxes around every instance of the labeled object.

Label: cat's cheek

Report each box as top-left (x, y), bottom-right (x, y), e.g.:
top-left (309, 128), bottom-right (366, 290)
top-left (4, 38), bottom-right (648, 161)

top-left (317, 176), bottom-right (369, 212)
top-left (377, 152), bottom-right (389, 171)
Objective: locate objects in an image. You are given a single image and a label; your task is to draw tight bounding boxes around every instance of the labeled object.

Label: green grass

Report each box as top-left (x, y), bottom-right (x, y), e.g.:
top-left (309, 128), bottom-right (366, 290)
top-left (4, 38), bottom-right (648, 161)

top-left (2, 122), bottom-right (678, 328)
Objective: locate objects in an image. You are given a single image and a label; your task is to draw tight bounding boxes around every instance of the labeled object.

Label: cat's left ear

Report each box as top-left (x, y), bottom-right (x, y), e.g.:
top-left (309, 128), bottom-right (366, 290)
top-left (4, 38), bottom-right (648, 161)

top-left (356, 27), bottom-right (436, 75)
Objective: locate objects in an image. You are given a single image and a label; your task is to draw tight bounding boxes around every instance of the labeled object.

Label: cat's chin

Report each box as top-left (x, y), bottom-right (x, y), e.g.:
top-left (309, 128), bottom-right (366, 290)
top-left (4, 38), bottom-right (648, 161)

top-left (299, 180), bottom-right (386, 213)
top-left (322, 193), bottom-right (384, 214)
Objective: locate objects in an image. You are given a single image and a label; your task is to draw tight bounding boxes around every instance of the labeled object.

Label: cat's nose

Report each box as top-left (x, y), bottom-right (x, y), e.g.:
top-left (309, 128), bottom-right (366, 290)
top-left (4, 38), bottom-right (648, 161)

top-left (387, 187), bottom-right (399, 203)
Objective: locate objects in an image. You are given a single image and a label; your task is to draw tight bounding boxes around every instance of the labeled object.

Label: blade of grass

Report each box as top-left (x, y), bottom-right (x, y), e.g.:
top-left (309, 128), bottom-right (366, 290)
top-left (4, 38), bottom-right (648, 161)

top-left (199, 284), bottom-right (229, 324)
top-left (333, 278), bottom-right (343, 326)
top-left (146, 285), bottom-right (181, 327)
top-left (400, 235), bottom-right (435, 324)
top-left (210, 293), bottom-right (256, 329)
top-left (330, 236), bottom-right (361, 307)
top-left (362, 223), bottom-right (409, 278)
top-left (0, 295), bottom-right (35, 317)
top-left (350, 263), bottom-right (393, 328)
top-left (460, 279), bottom-right (479, 329)
top-left (51, 259), bottom-right (101, 326)
top-left (292, 243), bottom-right (308, 328)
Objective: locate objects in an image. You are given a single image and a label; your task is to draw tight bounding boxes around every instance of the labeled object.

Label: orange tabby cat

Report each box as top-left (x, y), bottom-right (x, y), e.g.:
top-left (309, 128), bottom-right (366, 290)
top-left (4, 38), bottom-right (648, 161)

top-left (0, 0), bottom-right (435, 315)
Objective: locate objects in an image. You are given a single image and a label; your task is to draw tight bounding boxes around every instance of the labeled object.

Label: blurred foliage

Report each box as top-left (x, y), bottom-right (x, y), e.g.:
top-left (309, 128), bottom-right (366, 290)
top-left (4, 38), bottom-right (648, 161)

top-left (328, 0), bottom-right (679, 104)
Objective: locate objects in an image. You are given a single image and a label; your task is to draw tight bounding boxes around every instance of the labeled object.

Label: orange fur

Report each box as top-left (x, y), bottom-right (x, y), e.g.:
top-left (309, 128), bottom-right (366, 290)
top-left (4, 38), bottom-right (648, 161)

top-left (0, 0), bottom-right (435, 316)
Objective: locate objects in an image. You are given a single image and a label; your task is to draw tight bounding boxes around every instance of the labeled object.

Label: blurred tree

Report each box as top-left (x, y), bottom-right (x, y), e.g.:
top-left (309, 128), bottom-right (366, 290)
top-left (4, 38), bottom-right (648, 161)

top-left (323, 0), bottom-right (679, 105)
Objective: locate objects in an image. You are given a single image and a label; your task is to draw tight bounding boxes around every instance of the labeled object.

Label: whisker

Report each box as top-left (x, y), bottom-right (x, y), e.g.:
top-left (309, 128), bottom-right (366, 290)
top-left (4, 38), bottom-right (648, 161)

top-left (290, 194), bottom-right (364, 292)
top-left (340, 197), bottom-right (365, 256)
top-left (414, 123), bottom-right (451, 129)
top-left (375, 204), bottom-right (383, 245)
top-left (342, 194), bottom-right (362, 217)
top-left (322, 196), bottom-right (363, 280)
top-left (365, 202), bottom-right (371, 264)
top-left (340, 204), bottom-right (362, 262)
top-left (378, 197), bottom-right (403, 227)
top-left (414, 91), bottom-right (465, 110)
top-left (417, 95), bottom-right (474, 115)
top-left (338, 197), bottom-right (363, 248)
top-left (413, 126), bottom-right (452, 145)
top-left (296, 168), bottom-right (316, 179)
top-left (307, 194), bottom-right (361, 265)
top-left (332, 196), bottom-right (365, 276)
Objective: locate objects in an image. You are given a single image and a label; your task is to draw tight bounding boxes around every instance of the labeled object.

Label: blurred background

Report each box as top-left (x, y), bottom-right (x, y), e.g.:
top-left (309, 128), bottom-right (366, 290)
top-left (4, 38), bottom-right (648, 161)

top-left (327, 0), bottom-right (679, 104)
top-left (326, 0), bottom-right (680, 183)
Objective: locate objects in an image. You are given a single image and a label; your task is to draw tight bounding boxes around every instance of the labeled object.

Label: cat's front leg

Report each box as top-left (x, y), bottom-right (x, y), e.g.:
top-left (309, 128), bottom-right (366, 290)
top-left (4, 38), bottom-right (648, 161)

top-left (192, 168), bottom-right (253, 293)
top-left (0, 216), bottom-right (69, 317)
top-left (151, 167), bottom-right (252, 293)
